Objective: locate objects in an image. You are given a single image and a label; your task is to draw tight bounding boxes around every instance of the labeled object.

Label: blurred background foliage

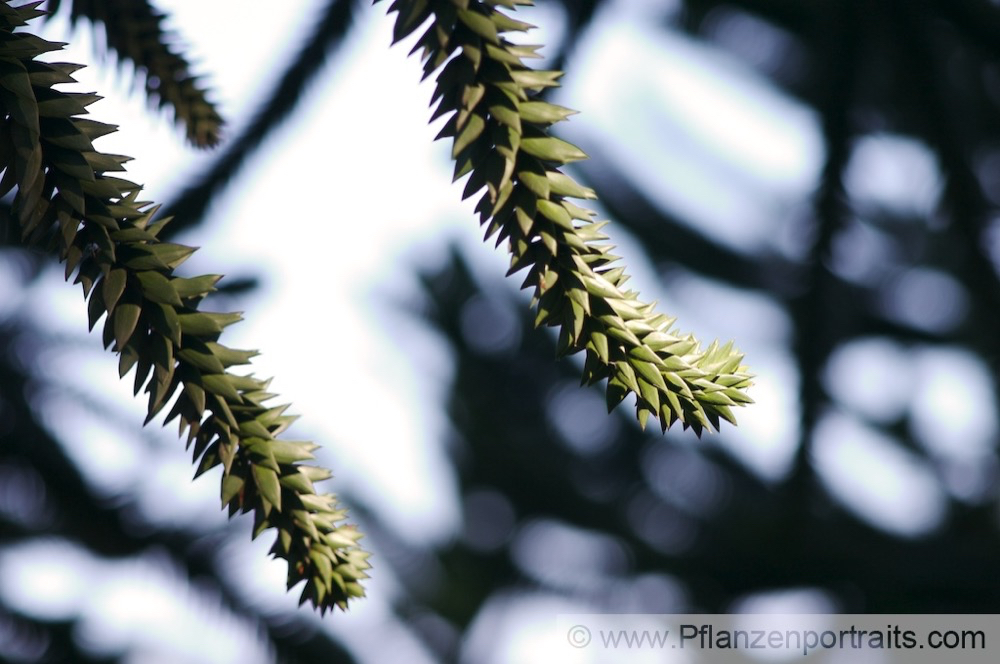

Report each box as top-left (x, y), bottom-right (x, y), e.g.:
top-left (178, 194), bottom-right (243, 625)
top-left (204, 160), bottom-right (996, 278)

top-left (4, 0), bottom-right (1000, 662)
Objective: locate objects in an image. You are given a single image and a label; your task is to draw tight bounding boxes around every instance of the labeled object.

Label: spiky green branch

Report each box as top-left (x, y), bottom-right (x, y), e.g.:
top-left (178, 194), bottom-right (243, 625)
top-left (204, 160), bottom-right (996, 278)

top-left (45, 0), bottom-right (223, 147)
top-left (382, 0), bottom-right (753, 434)
top-left (0, 1), bottom-right (367, 613)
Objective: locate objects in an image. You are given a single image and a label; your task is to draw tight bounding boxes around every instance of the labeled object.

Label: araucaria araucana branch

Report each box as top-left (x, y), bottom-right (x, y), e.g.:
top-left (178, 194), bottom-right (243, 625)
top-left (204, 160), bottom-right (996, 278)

top-left (381, 0), bottom-right (754, 434)
top-left (0, 0), bottom-right (368, 614)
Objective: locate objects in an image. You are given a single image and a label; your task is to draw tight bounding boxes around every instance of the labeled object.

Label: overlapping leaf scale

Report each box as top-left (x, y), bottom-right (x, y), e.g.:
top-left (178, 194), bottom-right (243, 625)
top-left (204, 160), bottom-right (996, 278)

top-left (45, 0), bottom-right (223, 147)
top-left (383, 0), bottom-right (753, 435)
top-left (0, 1), bottom-right (368, 614)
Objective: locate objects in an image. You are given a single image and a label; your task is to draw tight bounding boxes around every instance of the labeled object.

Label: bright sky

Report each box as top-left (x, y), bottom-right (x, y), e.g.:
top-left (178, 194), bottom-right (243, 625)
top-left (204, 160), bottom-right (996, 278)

top-left (1, 0), bottom-right (993, 662)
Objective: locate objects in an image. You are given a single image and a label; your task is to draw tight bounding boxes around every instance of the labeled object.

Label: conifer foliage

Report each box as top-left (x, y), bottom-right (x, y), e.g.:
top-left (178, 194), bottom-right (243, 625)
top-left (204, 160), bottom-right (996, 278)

top-left (45, 0), bottom-right (223, 147)
top-left (0, 0), bottom-right (368, 614)
top-left (0, 0), bottom-right (755, 617)
top-left (382, 0), bottom-right (753, 434)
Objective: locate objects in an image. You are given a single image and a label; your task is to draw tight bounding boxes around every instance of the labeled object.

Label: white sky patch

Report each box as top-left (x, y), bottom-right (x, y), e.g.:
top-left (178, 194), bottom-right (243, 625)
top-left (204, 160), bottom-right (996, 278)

top-left (36, 391), bottom-right (144, 495)
top-left (0, 539), bottom-right (97, 620)
top-left (501, 1), bottom-right (567, 69)
top-left (558, 14), bottom-right (823, 251)
top-left (812, 412), bottom-right (947, 537)
top-left (214, 531), bottom-right (333, 623)
top-left (511, 520), bottom-right (629, 591)
top-left (22, 265), bottom-right (98, 336)
top-left (212, 534), bottom-right (441, 664)
top-left (0, 252), bottom-right (30, 321)
top-left (908, 348), bottom-right (999, 503)
top-left (641, 268), bottom-right (797, 480)
top-left (154, 0), bottom-right (327, 126)
top-left (729, 587), bottom-right (837, 615)
top-left (326, 603), bottom-right (441, 664)
top-left (909, 347), bottom-right (998, 459)
top-left (31, 331), bottom-right (151, 421)
top-left (827, 339), bottom-right (1000, 484)
top-left (844, 134), bottom-right (943, 217)
top-left (462, 593), bottom-right (602, 664)
top-left (135, 456), bottom-right (229, 530)
top-left (717, 349), bottom-right (800, 481)
top-left (823, 337), bottom-right (915, 425)
top-left (77, 553), bottom-right (268, 663)
top-left (0, 541), bottom-right (268, 663)
top-left (878, 267), bottom-right (969, 334)
top-left (824, 341), bottom-right (998, 504)
top-left (660, 270), bottom-right (792, 348)
top-left (612, 0), bottom-right (682, 21)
